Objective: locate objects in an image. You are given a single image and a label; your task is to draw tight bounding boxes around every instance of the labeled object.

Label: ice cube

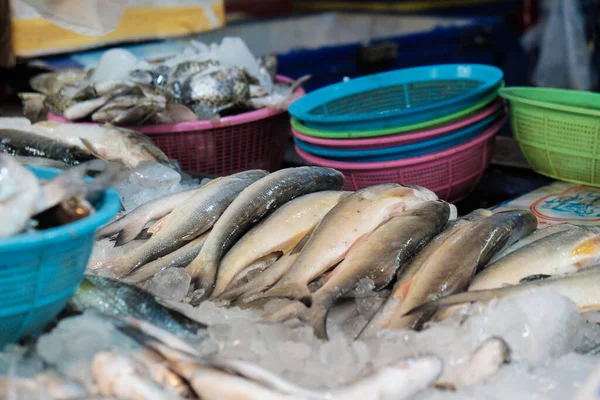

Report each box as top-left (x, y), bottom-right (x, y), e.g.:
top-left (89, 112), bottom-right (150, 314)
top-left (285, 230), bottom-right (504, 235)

top-left (144, 268), bottom-right (191, 302)
top-left (91, 49), bottom-right (138, 83)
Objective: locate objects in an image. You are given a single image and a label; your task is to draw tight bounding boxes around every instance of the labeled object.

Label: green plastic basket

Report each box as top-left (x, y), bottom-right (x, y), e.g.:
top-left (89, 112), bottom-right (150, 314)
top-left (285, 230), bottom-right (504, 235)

top-left (500, 87), bottom-right (600, 187)
top-left (292, 90), bottom-right (500, 139)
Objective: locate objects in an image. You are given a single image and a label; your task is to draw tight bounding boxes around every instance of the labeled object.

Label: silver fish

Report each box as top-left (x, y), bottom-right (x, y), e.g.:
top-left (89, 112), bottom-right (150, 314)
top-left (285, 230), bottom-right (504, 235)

top-left (94, 170), bottom-right (267, 277)
top-left (268, 201), bottom-right (451, 339)
top-left (30, 68), bottom-right (88, 95)
top-left (186, 167), bottom-right (345, 301)
top-left (470, 227), bottom-right (600, 291)
top-left (252, 184), bottom-right (438, 304)
top-left (360, 210), bottom-right (536, 333)
top-left (97, 188), bottom-right (199, 245)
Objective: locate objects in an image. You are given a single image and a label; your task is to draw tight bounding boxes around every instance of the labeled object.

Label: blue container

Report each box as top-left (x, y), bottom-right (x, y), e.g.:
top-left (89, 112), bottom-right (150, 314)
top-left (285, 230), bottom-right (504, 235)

top-left (289, 64), bottom-right (503, 131)
top-left (294, 110), bottom-right (503, 162)
top-left (0, 167), bottom-right (120, 347)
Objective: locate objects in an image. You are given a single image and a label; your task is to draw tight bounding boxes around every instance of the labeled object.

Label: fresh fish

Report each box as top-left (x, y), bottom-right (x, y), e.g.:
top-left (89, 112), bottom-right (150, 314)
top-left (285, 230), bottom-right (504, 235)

top-left (43, 86), bottom-right (77, 116)
top-left (169, 60), bottom-right (220, 83)
top-left (0, 154), bottom-right (42, 237)
top-left (148, 103), bottom-right (198, 124)
top-left (252, 184), bottom-right (438, 304)
top-left (32, 121), bottom-right (174, 169)
top-left (132, 347), bottom-right (194, 398)
top-left (125, 232), bottom-right (209, 284)
top-left (221, 251), bottom-right (301, 303)
top-left (489, 223), bottom-right (577, 263)
top-left (97, 188), bottom-right (199, 245)
top-left (181, 68), bottom-right (251, 109)
top-left (406, 266), bottom-right (600, 317)
top-left (95, 170), bottom-right (267, 277)
top-left (269, 201), bottom-right (451, 339)
top-left (361, 210), bottom-right (536, 333)
top-left (211, 191), bottom-right (348, 298)
top-left (19, 92), bottom-right (48, 122)
top-left (30, 68), bottom-right (88, 95)
top-left (68, 275), bottom-right (206, 339)
top-left (186, 167), bottom-right (345, 301)
top-left (0, 372), bottom-right (88, 399)
top-left (63, 93), bottom-right (115, 121)
top-left (121, 317), bottom-right (442, 400)
top-left (435, 337), bottom-right (510, 390)
top-left (91, 351), bottom-right (181, 400)
top-left (223, 252), bottom-right (282, 296)
top-left (470, 227), bottom-right (600, 291)
top-left (0, 128), bottom-right (95, 165)
top-left (13, 155), bottom-right (70, 170)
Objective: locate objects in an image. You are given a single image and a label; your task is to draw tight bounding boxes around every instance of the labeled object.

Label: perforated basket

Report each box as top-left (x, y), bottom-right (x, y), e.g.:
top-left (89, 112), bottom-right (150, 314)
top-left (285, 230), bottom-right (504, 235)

top-left (295, 117), bottom-right (504, 202)
top-left (48, 76), bottom-right (303, 176)
top-left (289, 64), bottom-right (503, 131)
top-left (500, 87), bottom-right (600, 186)
top-left (0, 167), bottom-right (120, 348)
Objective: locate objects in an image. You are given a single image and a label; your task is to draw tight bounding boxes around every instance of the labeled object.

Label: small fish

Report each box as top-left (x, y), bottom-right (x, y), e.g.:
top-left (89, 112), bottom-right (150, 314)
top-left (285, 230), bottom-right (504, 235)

top-left (435, 337), bottom-right (510, 390)
top-left (148, 103), bottom-right (198, 124)
top-left (91, 351), bottom-right (181, 400)
top-left (361, 210), bottom-right (536, 333)
top-left (30, 68), bottom-right (88, 95)
top-left (252, 184), bottom-right (438, 304)
top-left (221, 251), bottom-right (301, 303)
top-left (488, 223), bottom-right (577, 263)
top-left (96, 170), bottom-right (267, 277)
top-left (211, 191), bottom-right (349, 298)
top-left (187, 167), bottom-right (345, 301)
top-left (19, 92), bottom-right (48, 122)
top-left (68, 275), bottom-right (206, 339)
top-left (169, 60), bottom-right (220, 83)
top-left (43, 86), bottom-right (77, 116)
top-left (97, 188), bottom-right (199, 245)
top-left (469, 227), bottom-right (600, 291)
top-left (406, 266), bottom-right (600, 317)
top-left (0, 154), bottom-right (42, 237)
top-left (33, 121), bottom-right (174, 169)
top-left (0, 128), bottom-right (96, 166)
top-left (125, 232), bottom-right (209, 284)
top-left (358, 209), bottom-right (493, 338)
top-left (63, 93), bottom-right (116, 121)
top-left (270, 201), bottom-right (451, 339)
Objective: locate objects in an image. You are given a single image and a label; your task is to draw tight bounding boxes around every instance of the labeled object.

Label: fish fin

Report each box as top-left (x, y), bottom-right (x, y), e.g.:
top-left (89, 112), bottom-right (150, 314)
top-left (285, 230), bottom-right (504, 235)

top-left (247, 282), bottom-right (313, 306)
top-left (519, 274), bottom-right (552, 283)
top-left (404, 291), bottom-right (497, 317)
top-left (263, 301), bottom-right (308, 323)
top-left (290, 228), bottom-right (314, 255)
top-left (114, 220), bottom-right (151, 247)
top-left (187, 259), bottom-right (218, 305)
top-left (79, 138), bottom-right (109, 162)
top-left (300, 303), bottom-right (329, 340)
top-left (134, 228), bottom-right (152, 241)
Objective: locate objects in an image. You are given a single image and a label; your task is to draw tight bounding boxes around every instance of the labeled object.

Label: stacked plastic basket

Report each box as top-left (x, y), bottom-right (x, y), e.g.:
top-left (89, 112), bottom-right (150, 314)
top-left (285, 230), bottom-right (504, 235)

top-left (289, 64), bottom-right (506, 202)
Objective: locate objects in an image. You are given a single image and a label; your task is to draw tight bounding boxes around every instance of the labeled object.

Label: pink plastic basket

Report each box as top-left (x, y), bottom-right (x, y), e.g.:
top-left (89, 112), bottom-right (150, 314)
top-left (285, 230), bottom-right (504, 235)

top-left (48, 76), bottom-right (303, 176)
top-left (295, 116), bottom-right (506, 203)
top-left (292, 99), bottom-right (504, 150)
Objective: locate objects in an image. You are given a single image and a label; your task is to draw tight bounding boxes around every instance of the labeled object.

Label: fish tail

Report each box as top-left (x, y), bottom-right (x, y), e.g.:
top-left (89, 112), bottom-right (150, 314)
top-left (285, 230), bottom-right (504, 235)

top-left (263, 301), bottom-right (308, 323)
top-left (249, 281), bottom-right (312, 304)
top-left (404, 290), bottom-right (497, 317)
top-left (114, 219), bottom-right (149, 247)
top-left (187, 260), bottom-right (218, 305)
top-left (96, 214), bottom-right (128, 239)
top-left (300, 303), bottom-right (329, 340)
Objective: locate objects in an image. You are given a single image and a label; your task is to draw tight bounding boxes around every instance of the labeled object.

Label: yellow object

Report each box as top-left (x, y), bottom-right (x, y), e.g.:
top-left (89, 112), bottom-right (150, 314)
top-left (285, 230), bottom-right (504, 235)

top-left (12, 3), bottom-right (225, 57)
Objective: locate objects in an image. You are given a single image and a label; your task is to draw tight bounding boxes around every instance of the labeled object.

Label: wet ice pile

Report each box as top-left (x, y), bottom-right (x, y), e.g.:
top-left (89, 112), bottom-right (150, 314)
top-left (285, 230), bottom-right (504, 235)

top-left (3, 289), bottom-right (596, 399)
top-left (114, 162), bottom-right (210, 211)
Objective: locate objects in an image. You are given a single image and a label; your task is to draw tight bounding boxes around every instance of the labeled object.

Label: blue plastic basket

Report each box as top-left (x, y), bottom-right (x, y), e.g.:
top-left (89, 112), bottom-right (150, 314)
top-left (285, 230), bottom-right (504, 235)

top-left (0, 166), bottom-right (120, 348)
top-left (294, 110), bottom-right (504, 162)
top-left (288, 64), bottom-right (503, 131)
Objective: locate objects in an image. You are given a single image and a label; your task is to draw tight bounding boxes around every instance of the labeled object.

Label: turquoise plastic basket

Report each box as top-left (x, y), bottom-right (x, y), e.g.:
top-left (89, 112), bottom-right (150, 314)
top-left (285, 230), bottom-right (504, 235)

top-left (0, 166), bottom-right (120, 348)
top-left (289, 64), bottom-right (503, 131)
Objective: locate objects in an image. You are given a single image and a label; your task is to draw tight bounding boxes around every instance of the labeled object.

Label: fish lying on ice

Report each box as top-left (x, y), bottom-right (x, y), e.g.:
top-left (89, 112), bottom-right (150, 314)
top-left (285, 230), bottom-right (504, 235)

top-left (358, 210), bottom-right (536, 334)
top-left (94, 170), bottom-right (266, 277)
top-left (96, 188), bottom-right (199, 245)
top-left (267, 200), bottom-right (451, 339)
top-left (469, 226), bottom-right (600, 291)
top-left (488, 223), bottom-right (577, 263)
top-left (211, 190), bottom-right (349, 299)
top-left (187, 167), bottom-right (345, 302)
top-left (250, 184), bottom-right (438, 304)
top-left (406, 265), bottom-right (600, 318)
top-left (68, 275), bottom-right (206, 339)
